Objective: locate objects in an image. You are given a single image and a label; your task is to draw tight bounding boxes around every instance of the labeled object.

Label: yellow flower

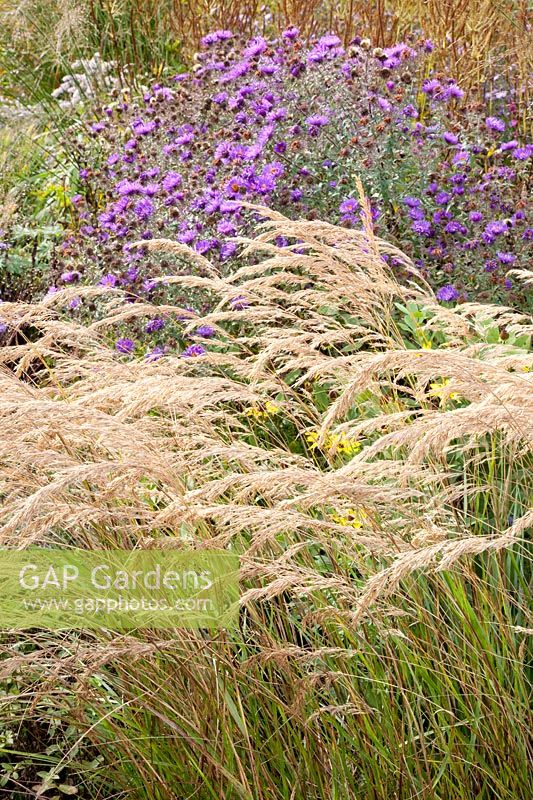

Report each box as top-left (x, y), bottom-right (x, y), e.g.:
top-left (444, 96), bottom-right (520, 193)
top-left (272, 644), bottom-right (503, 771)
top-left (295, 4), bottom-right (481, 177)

top-left (331, 507), bottom-right (369, 529)
top-left (428, 378), bottom-right (460, 407)
top-left (244, 401), bottom-right (280, 420)
top-left (305, 430), bottom-right (361, 456)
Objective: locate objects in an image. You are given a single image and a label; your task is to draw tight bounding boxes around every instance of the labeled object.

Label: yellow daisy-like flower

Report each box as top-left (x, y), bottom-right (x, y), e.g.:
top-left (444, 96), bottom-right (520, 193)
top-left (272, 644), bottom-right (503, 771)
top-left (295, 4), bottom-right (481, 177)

top-left (331, 507), bottom-right (369, 529)
top-left (305, 430), bottom-right (361, 456)
top-left (428, 378), bottom-right (461, 407)
top-left (244, 401), bottom-right (280, 420)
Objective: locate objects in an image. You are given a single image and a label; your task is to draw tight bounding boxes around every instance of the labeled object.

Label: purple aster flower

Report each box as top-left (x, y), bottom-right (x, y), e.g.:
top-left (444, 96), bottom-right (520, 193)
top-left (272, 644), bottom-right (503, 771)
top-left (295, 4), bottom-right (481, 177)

top-left (422, 79), bottom-right (442, 96)
top-left (282, 25), bottom-right (300, 40)
top-left (178, 229), bottom-right (196, 245)
top-left (340, 198), bottom-right (360, 214)
top-left (442, 83), bottom-right (464, 100)
top-left (444, 220), bottom-right (467, 235)
top-left (132, 118), bottom-right (157, 136)
top-left (305, 114), bottom-right (330, 133)
top-left (254, 174), bottom-right (276, 195)
top-left (320, 33), bottom-right (342, 48)
top-left (433, 210), bottom-right (450, 224)
top-left (483, 220), bottom-right (507, 242)
top-left (195, 238), bottom-right (216, 254)
top-left (60, 270), bottom-right (81, 283)
top-left (195, 325), bottom-right (216, 338)
top-left (435, 191), bottom-right (452, 206)
top-left (145, 318), bottom-right (165, 333)
top-left (0, 322), bottom-right (8, 335)
top-left (220, 241), bottom-right (237, 260)
top-left (436, 284), bottom-right (459, 302)
top-left (452, 150), bottom-right (469, 164)
top-left (116, 179), bottom-right (143, 196)
top-left (142, 279), bottom-right (158, 293)
top-left (220, 60), bottom-right (251, 83)
top-left (377, 96), bottom-right (392, 111)
top-left (499, 140), bottom-right (518, 151)
top-left (512, 145), bottom-right (533, 160)
top-left (201, 29), bottom-right (233, 46)
top-left (485, 116), bottom-right (505, 132)
top-left (469, 211), bottom-right (483, 223)
top-left (496, 251), bottom-right (516, 264)
top-left (402, 104), bottom-right (418, 118)
top-left (443, 131), bottom-right (459, 145)
top-left (243, 36), bottom-right (267, 58)
top-left (142, 182), bottom-right (160, 197)
top-left (134, 198), bottom-right (154, 220)
top-left (99, 274), bottom-right (118, 288)
top-left (412, 220), bottom-right (432, 236)
top-left (230, 295), bottom-right (249, 310)
top-left (262, 161), bottom-right (285, 178)
top-left (217, 219), bottom-right (236, 236)
top-left (145, 345), bottom-right (166, 362)
top-left (181, 343), bottom-right (206, 358)
top-left (116, 338), bottom-right (135, 354)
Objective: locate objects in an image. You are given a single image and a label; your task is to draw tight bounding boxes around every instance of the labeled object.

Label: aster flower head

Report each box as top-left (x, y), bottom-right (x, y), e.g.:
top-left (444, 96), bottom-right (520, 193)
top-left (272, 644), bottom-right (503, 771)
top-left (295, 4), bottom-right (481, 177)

top-left (99, 273), bottom-right (118, 288)
top-left (243, 37), bottom-right (268, 59)
top-left (340, 197), bottom-right (360, 214)
top-left (436, 284), bottom-right (459, 302)
top-left (412, 220), bottom-right (432, 236)
top-left (195, 325), bottom-right (216, 338)
top-left (145, 318), bottom-right (165, 333)
top-left (60, 270), bottom-right (81, 283)
top-left (220, 241), bottom-right (237, 260)
top-left (442, 83), bottom-right (464, 100)
top-left (201, 30), bottom-right (233, 46)
top-left (282, 26), bottom-right (300, 40)
top-left (485, 116), bottom-right (505, 132)
top-left (305, 114), bottom-right (330, 133)
top-left (145, 345), bottom-right (166, 362)
top-left (181, 343), bottom-right (206, 358)
top-left (444, 220), bottom-right (467, 236)
top-left (443, 131), bottom-right (459, 145)
top-left (134, 198), bottom-right (154, 220)
top-left (422, 78), bottom-right (442, 96)
top-left (132, 118), bottom-right (157, 136)
top-left (512, 145), bottom-right (533, 160)
top-left (496, 251), bottom-right (515, 264)
top-left (230, 295), bottom-right (249, 310)
top-left (116, 337), bottom-right (135, 354)
top-left (499, 140), bottom-right (518, 152)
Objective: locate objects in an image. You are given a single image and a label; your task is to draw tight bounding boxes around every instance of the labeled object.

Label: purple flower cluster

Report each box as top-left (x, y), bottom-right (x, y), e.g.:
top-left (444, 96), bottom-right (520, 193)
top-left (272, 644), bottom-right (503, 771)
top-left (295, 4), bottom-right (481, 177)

top-left (57, 26), bottom-right (531, 347)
